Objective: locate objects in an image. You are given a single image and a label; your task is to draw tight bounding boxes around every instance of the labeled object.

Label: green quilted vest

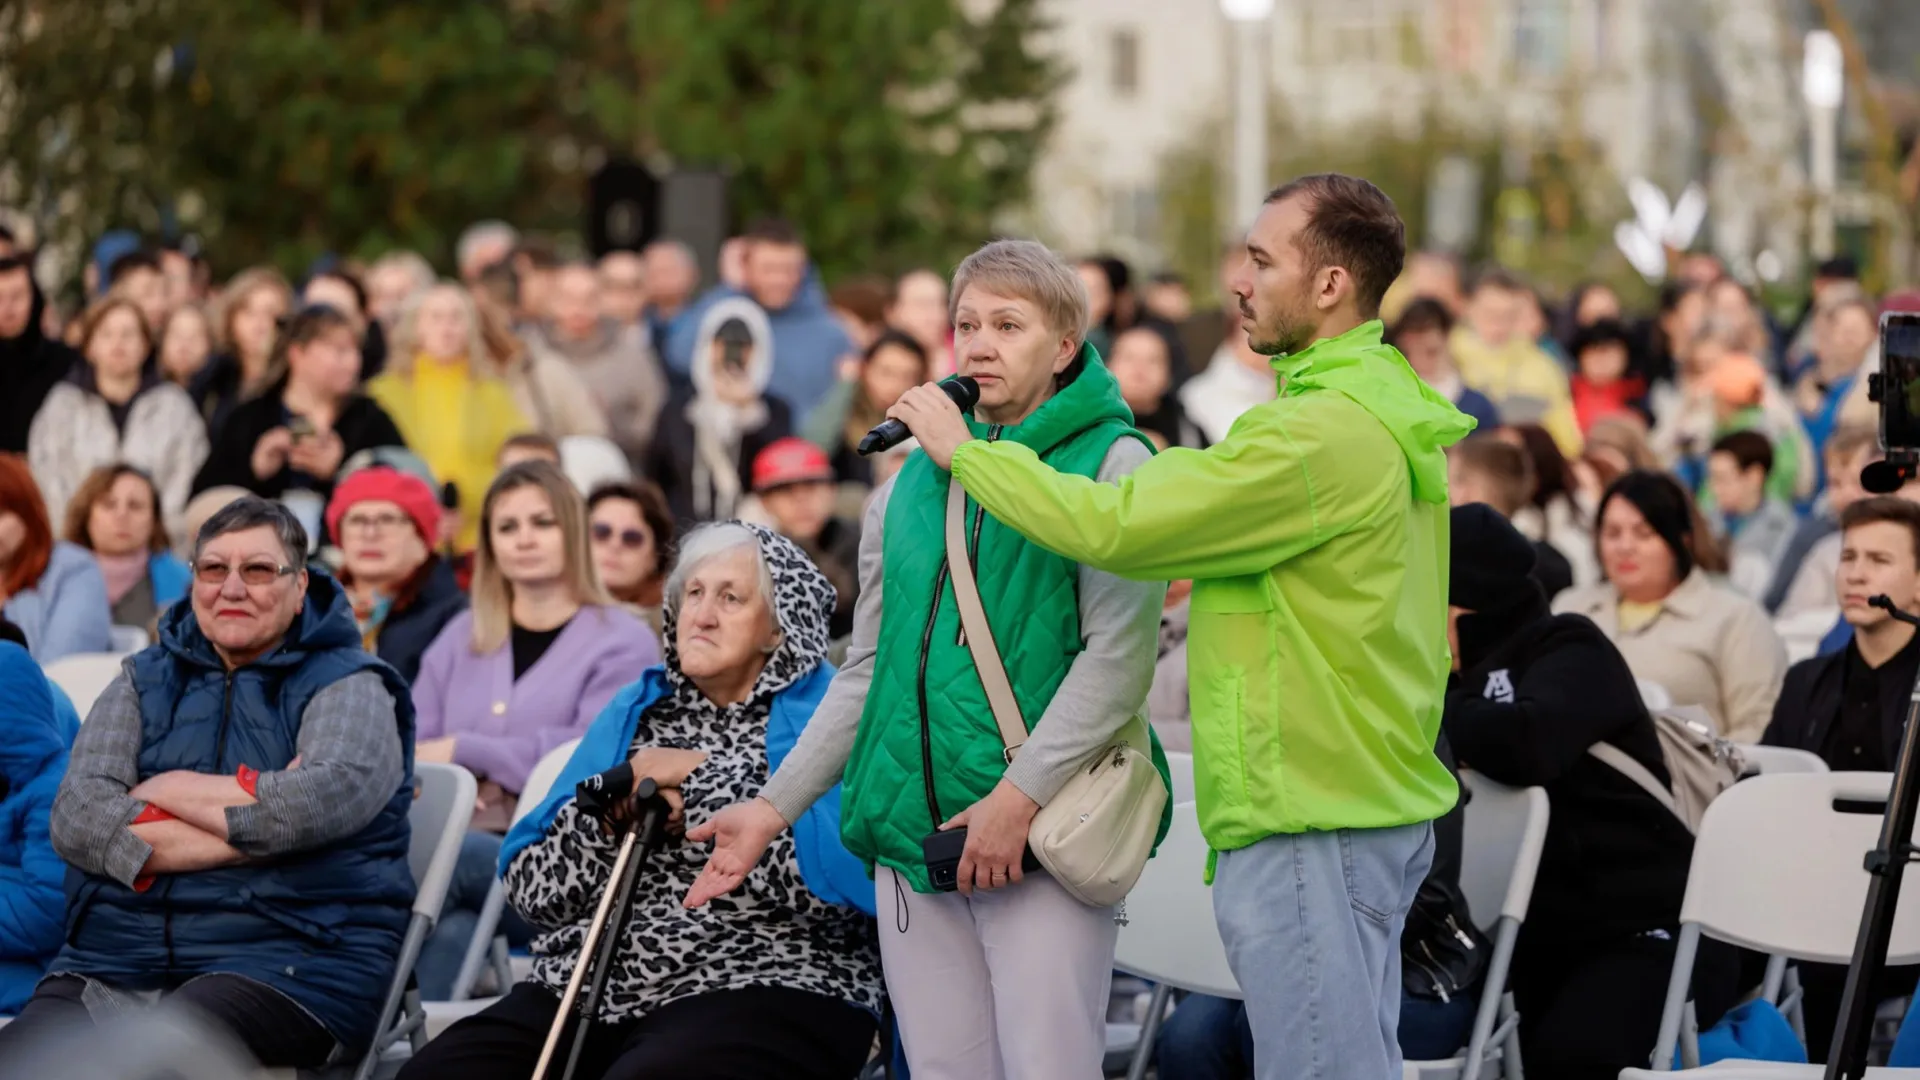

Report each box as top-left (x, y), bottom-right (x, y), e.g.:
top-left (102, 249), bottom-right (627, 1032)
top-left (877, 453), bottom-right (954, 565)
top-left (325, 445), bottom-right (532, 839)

top-left (841, 347), bottom-right (1168, 893)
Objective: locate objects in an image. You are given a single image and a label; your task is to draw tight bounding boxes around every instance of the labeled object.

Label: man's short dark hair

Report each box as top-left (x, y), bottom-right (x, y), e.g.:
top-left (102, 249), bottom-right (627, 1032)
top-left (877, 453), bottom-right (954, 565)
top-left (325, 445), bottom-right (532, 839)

top-left (107, 249), bottom-right (161, 286)
top-left (1388, 297), bottom-right (1453, 343)
top-left (1264, 174), bottom-right (1405, 318)
top-left (512, 235), bottom-right (561, 270)
top-left (1842, 495), bottom-right (1920, 566)
top-left (195, 496), bottom-right (309, 566)
top-left (744, 217), bottom-right (802, 248)
top-left (0, 254), bottom-right (31, 279)
top-left (1710, 430), bottom-right (1773, 478)
top-left (1570, 318), bottom-right (1634, 359)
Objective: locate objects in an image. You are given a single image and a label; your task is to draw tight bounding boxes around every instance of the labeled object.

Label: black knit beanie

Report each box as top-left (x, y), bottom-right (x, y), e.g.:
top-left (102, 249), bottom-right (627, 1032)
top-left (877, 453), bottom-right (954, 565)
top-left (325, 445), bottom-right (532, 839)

top-left (1449, 503), bottom-right (1538, 613)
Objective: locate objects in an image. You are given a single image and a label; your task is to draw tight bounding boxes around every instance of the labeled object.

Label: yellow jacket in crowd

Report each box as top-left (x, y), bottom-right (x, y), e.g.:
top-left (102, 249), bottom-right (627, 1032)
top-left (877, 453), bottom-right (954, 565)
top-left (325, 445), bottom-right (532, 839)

top-left (1449, 326), bottom-right (1582, 456)
top-left (365, 356), bottom-right (530, 551)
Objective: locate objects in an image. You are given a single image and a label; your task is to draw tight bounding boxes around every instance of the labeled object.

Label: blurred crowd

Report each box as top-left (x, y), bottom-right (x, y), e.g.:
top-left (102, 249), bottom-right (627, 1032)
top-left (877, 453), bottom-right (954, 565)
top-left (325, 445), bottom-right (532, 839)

top-left (1, 206), bottom-right (1918, 1076)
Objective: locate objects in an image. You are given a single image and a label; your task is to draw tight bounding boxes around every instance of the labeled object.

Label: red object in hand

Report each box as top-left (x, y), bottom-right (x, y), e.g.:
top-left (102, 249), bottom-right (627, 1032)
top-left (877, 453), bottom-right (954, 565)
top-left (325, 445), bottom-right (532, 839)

top-left (132, 874), bottom-right (156, 892)
top-left (131, 804), bottom-right (174, 825)
top-left (236, 764), bottom-right (260, 797)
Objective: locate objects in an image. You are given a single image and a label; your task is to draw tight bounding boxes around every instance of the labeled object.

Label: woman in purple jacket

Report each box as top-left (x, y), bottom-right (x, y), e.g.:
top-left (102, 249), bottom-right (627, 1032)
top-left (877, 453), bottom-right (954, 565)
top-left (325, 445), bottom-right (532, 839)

top-left (411, 460), bottom-right (660, 998)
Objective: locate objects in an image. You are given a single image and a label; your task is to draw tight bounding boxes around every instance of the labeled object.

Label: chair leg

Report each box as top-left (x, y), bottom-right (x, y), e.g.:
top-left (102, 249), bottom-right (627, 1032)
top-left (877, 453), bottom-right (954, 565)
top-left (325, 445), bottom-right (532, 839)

top-left (490, 935), bottom-right (512, 995)
top-left (451, 882), bottom-right (506, 1002)
top-left (1125, 984), bottom-right (1172, 1080)
top-left (1501, 992), bottom-right (1524, 1080)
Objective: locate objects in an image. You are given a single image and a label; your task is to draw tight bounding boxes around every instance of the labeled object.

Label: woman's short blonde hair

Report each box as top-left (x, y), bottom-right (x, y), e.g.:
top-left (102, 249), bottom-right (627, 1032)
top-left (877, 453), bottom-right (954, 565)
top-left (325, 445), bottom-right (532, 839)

top-left (468, 460), bottom-right (613, 654)
top-left (387, 281), bottom-right (489, 375)
top-left (948, 240), bottom-right (1088, 349)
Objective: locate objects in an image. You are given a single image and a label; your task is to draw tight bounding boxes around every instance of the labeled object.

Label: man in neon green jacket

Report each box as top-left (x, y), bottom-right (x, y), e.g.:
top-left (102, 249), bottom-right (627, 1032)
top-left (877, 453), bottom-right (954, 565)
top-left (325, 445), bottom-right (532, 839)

top-left (888, 174), bottom-right (1477, 1079)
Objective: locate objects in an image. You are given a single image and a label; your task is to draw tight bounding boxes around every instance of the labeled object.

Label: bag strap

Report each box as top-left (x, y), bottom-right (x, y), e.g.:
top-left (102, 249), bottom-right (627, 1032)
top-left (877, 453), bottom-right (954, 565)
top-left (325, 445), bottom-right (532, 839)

top-left (1586, 741), bottom-right (1683, 823)
top-left (945, 481), bottom-right (1028, 762)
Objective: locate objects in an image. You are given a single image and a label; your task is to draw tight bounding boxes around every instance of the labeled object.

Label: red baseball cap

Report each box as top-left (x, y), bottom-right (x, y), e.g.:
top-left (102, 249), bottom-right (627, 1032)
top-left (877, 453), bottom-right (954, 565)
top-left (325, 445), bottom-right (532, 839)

top-left (752, 437), bottom-right (836, 493)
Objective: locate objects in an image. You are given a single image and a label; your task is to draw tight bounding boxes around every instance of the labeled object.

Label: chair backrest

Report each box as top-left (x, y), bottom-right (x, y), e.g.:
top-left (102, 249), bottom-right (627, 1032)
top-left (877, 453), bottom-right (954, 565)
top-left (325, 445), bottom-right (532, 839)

top-left (1681, 771), bottom-right (1920, 965)
top-left (409, 762), bottom-right (478, 921)
top-left (1637, 679), bottom-right (1674, 711)
top-left (1458, 770), bottom-right (1551, 930)
top-left (1738, 745), bottom-right (1830, 776)
top-left (1112, 801), bottom-right (1240, 998)
top-left (514, 738), bottom-right (582, 827)
top-left (43, 653), bottom-right (129, 719)
top-left (1164, 751), bottom-right (1195, 806)
top-left (107, 625), bottom-right (150, 654)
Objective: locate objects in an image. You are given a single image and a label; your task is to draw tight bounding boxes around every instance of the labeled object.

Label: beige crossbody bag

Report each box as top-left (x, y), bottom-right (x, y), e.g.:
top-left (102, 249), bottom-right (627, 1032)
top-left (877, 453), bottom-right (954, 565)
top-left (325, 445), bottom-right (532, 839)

top-left (944, 482), bottom-right (1167, 907)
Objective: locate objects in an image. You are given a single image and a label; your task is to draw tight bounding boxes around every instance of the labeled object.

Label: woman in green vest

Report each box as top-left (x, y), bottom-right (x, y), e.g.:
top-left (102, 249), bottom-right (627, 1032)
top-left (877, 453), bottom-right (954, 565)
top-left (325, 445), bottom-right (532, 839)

top-left (685, 240), bottom-right (1168, 1079)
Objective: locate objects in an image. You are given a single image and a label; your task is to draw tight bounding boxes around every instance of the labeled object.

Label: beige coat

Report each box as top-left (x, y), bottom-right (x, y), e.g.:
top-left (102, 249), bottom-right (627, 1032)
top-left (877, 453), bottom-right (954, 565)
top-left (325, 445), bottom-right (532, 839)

top-left (501, 347), bottom-right (608, 440)
top-left (1553, 571), bottom-right (1787, 743)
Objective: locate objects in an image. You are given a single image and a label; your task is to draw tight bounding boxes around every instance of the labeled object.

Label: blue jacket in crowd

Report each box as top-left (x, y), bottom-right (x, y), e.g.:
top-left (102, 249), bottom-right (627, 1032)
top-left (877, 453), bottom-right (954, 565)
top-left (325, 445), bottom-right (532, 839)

top-left (662, 274), bottom-right (855, 417)
top-left (54, 570), bottom-right (417, 1055)
top-left (147, 551), bottom-right (192, 612)
top-left (2, 542), bottom-right (113, 664)
top-left (0, 643), bottom-right (78, 1014)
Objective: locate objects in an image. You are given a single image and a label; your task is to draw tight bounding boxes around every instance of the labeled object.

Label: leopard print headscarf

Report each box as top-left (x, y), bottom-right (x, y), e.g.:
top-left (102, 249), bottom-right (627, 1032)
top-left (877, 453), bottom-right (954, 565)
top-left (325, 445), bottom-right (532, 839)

top-left (658, 522), bottom-right (836, 708)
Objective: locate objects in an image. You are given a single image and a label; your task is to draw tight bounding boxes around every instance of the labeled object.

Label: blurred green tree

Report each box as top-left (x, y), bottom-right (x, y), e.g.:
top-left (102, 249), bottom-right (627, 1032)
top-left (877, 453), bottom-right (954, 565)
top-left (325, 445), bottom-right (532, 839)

top-left (0, 0), bottom-right (1061, 283)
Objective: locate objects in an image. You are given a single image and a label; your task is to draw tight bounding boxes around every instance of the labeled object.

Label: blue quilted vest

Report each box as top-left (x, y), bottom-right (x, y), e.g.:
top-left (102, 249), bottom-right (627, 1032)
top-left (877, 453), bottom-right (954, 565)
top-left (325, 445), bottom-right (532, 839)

top-left (55, 569), bottom-right (416, 1053)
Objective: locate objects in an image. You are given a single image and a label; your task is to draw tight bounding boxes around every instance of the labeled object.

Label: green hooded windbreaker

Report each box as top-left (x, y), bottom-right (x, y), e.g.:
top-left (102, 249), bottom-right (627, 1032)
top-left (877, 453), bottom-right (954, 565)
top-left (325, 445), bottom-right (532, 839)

top-left (950, 321), bottom-right (1477, 866)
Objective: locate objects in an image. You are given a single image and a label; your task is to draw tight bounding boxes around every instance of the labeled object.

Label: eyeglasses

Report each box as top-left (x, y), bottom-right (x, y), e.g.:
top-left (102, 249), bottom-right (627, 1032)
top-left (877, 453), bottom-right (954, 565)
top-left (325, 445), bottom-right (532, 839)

top-left (591, 522), bottom-right (649, 549)
top-left (193, 559), bottom-right (298, 587)
top-left (340, 511), bottom-right (410, 534)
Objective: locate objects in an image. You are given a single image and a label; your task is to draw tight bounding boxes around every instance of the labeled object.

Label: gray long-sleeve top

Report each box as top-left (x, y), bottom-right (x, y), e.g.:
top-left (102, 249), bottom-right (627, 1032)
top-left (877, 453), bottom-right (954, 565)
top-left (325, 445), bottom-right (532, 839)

top-left (51, 667), bottom-right (404, 887)
top-left (760, 439), bottom-right (1166, 823)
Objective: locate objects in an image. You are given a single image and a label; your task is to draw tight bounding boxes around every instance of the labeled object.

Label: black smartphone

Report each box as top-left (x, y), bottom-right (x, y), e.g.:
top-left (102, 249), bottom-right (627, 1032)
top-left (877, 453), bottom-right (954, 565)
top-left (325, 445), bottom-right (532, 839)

top-left (920, 828), bottom-right (1040, 892)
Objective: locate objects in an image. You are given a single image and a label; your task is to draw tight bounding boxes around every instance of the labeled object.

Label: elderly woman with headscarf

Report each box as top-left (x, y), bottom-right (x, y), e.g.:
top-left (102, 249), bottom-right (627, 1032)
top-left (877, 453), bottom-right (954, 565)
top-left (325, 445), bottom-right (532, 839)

top-left (396, 522), bottom-right (881, 1080)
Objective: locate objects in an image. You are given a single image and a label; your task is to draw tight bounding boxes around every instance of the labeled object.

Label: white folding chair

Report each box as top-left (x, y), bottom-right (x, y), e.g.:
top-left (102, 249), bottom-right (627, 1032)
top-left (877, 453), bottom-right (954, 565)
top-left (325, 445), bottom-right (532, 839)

top-left (559, 435), bottom-right (633, 495)
top-left (1639, 680), bottom-right (1676, 711)
top-left (1403, 772), bottom-right (1550, 1080)
top-left (43, 653), bottom-right (129, 719)
top-left (1164, 751), bottom-right (1196, 806)
top-left (446, 738), bottom-right (582, 1002)
top-left (107, 625), bottom-right (150, 654)
top-left (261, 763), bottom-right (476, 1080)
top-left (1630, 772), bottom-right (1920, 1075)
top-left (1111, 801), bottom-right (1240, 1080)
top-left (1738, 746), bottom-right (1829, 777)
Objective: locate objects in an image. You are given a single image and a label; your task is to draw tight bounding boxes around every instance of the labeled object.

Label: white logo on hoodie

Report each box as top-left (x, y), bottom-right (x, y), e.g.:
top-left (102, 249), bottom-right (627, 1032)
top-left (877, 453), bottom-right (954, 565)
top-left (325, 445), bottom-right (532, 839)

top-left (1483, 669), bottom-right (1514, 704)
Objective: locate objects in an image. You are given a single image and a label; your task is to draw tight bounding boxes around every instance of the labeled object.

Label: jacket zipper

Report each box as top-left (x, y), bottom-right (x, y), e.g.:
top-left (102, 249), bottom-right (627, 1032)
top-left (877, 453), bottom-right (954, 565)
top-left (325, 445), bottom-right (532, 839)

top-left (1445, 913), bottom-right (1476, 951)
top-left (213, 672), bottom-right (235, 771)
top-left (915, 424), bottom-right (1003, 829)
top-left (1414, 940), bottom-right (1455, 1003)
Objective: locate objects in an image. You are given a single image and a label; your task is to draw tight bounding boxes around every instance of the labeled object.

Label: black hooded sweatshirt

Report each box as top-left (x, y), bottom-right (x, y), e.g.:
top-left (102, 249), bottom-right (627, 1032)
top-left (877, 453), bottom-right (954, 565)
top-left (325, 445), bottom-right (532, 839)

top-left (1443, 597), bottom-right (1695, 947)
top-left (0, 275), bottom-right (78, 453)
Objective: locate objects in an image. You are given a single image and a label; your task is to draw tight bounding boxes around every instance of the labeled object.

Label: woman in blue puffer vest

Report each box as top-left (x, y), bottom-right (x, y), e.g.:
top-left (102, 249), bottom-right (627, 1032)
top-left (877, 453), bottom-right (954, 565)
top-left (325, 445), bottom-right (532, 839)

top-left (0, 630), bottom-right (79, 1014)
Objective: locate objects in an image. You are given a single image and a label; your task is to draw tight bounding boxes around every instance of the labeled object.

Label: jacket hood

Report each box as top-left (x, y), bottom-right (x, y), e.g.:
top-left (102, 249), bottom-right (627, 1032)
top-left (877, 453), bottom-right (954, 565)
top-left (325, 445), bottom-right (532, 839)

top-left (691, 296), bottom-right (775, 399)
top-left (0, 642), bottom-right (69, 785)
top-left (157, 565), bottom-right (364, 671)
top-left (1274, 320), bottom-right (1476, 503)
top-left (660, 522), bottom-right (832, 701)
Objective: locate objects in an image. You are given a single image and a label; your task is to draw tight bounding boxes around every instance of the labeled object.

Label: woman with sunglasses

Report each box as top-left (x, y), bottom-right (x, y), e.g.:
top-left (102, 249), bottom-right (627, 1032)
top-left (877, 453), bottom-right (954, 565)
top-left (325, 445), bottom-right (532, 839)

top-left (192, 306), bottom-right (405, 509)
top-left (410, 461), bottom-right (660, 999)
top-left (324, 466), bottom-right (466, 685)
top-left (587, 481), bottom-right (676, 637)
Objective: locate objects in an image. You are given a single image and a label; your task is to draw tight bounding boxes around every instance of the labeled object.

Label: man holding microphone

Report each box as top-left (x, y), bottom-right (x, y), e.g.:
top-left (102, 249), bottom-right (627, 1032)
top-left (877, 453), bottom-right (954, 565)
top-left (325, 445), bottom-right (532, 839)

top-left (886, 173), bottom-right (1476, 1079)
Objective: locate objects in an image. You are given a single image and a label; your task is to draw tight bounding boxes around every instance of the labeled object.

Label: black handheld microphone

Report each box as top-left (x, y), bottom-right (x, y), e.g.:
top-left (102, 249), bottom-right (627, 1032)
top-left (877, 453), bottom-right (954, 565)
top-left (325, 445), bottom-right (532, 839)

top-left (576, 761), bottom-right (637, 818)
top-left (858, 376), bottom-right (980, 456)
top-left (1862, 455), bottom-right (1917, 494)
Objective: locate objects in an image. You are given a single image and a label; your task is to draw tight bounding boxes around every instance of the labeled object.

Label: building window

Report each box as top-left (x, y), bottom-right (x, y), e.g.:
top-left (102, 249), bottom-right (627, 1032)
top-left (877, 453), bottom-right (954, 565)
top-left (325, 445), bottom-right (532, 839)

top-left (1514, 0), bottom-right (1569, 77)
top-left (1111, 28), bottom-right (1139, 97)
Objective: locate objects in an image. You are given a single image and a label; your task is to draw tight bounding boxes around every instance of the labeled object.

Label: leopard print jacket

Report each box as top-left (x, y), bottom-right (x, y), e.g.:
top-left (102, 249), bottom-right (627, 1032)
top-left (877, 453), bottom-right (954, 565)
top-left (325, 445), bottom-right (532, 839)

top-left (504, 524), bottom-right (883, 1021)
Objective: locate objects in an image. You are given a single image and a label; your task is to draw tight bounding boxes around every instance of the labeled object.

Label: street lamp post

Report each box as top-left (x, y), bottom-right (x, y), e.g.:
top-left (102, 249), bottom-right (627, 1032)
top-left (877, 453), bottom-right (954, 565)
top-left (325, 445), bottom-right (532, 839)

top-left (1803, 29), bottom-right (1844, 261)
top-left (1222, 0), bottom-right (1273, 231)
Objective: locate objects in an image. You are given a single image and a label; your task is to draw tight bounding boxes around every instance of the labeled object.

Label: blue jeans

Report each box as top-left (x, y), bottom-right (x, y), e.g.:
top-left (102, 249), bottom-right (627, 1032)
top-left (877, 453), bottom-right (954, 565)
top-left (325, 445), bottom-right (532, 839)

top-left (1157, 989), bottom-right (1479, 1079)
top-left (416, 831), bottom-right (533, 1001)
top-left (1211, 822), bottom-right (1435, 1080)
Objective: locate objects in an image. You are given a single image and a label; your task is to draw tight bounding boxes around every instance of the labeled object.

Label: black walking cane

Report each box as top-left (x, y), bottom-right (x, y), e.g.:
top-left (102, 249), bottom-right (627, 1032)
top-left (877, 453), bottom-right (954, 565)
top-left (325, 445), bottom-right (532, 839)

top-left (530, 766), bottom-right (673, 1080)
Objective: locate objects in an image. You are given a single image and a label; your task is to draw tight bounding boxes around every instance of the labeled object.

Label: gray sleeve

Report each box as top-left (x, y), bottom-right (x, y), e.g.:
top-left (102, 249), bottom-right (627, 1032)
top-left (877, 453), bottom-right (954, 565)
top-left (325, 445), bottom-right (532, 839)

top-left (1003, 438), bottom-right (1168, 806)
top-left (225, 671), bottom-right (405, 856)
top-left (758, 478), bottom-right (892, 824)
top-left (49, 671), bottom-right (153, 887)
